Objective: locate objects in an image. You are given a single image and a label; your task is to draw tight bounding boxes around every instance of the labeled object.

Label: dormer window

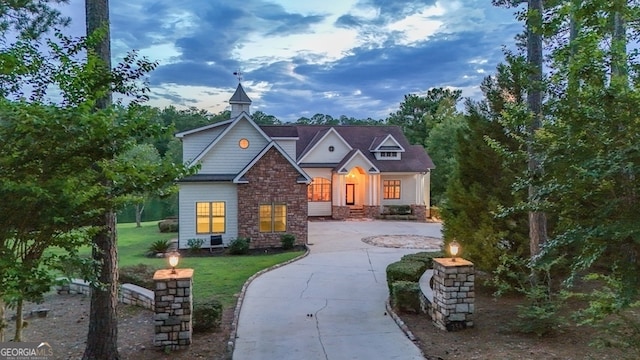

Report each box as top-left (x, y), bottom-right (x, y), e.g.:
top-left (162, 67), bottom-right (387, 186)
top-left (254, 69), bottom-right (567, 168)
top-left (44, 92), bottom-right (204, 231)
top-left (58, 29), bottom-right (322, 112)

top-left (375, 151), bottom-right (400, 160)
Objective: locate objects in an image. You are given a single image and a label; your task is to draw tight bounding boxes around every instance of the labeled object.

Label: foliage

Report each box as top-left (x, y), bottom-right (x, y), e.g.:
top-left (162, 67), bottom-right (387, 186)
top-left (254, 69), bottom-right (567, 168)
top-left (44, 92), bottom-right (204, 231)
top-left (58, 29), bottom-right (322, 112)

top-left (228, 238), bottom-right (250, 255)
top-left (187, 238), bottom-right (205, 253)
top-left (280, 234), bottom-right (295, 250)
top-left (570, 273), bottom-right (640, 351)
top-left (441, 53), bottom-right (529, 272)
top-left (0, 0), bottom-right (70, 39)
top-left (390, 281), bottom-right (421, 314)
top-left (382, 205), bottom-right (411, 215)
top-left (192, 298), bottom-right (223, 333)
top-left (119, 264), bottom-right (159, 290)
top-left (157, 217), bottom-right (178, 233)
top-left (491, 254), bottom-right (565, 337)
top-left (386, 260), bottom-right (427, 292)
top-left (147, 239), bottom-right (170, 255)
top-left (400, 251), bottom-right (444, 269)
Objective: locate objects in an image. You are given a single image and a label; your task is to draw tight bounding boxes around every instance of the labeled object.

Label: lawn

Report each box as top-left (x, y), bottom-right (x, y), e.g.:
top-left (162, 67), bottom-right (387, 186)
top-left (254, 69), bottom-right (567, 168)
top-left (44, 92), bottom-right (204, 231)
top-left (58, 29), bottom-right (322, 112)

top-left (64, 221), bottom-right (304, 307)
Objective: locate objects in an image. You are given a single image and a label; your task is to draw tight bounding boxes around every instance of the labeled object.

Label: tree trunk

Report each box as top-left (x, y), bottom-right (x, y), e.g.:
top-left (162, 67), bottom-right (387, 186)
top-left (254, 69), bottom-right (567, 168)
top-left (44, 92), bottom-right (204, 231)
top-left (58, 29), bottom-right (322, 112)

top-left (527, 0), bottom-right (547, 258)
top-left (13, 298), bottom-right (23, 342)
top-left (135, 203), bottom-right (144, 227)
top-left (83, 1), bottom-right (118, 359)
top-left (0, 299), bottom-right (4, 342)
top-left (83, 211), bottom-right (119, 360)
top-left (610, 0), bottom-right (627, 86)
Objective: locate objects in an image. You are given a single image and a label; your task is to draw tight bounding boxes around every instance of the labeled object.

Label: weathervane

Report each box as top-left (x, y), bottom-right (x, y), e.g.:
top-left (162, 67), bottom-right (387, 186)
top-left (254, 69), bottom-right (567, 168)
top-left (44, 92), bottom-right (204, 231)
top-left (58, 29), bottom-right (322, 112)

top-left (233, 69), bottom-right (243, 83)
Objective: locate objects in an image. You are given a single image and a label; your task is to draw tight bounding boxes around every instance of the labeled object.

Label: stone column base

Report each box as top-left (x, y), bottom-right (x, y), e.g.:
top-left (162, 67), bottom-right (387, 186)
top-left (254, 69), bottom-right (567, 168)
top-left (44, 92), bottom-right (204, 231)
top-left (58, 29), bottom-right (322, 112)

top-left (332, 206), bottom-right (350, 220)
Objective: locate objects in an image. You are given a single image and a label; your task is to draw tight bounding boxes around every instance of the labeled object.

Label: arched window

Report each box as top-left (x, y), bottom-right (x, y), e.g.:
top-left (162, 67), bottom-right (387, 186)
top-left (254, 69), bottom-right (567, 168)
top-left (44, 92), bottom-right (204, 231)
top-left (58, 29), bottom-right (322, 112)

top-left (307, 177), bottom-right (331, 202)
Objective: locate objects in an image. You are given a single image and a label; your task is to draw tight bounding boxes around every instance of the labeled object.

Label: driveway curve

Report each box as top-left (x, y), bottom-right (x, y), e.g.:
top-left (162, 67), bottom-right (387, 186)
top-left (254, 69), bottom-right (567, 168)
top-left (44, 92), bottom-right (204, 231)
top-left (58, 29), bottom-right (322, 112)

top-left (232, 220), bottom-right (443, 360)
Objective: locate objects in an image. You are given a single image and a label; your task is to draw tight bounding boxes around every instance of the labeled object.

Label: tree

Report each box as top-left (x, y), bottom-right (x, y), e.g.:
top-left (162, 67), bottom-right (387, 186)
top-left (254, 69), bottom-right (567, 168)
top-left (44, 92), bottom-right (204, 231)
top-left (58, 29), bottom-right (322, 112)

top-left (252, 110), bottom-right (281, 125)
top-left (117, 143), bottom-right (163, 227)
top-left (535, 0), bottom-right (640, 347)
top-left (82, 0), bottom-right (120, 357)
top-left (386, 88), bottom-right (462, 146)
top-left (0, 0), bottom-right (72, 343)
top-left (442, 54), bottom-right (530, 271)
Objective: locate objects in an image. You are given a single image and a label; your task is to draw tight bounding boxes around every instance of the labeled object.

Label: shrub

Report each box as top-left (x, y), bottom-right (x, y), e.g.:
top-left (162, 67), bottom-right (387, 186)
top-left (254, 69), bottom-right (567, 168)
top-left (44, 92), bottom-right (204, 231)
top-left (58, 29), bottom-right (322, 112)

top-left (158, 218), bottom-right (178, 233)
top-left (228, 237), bottom-right (250, 255)
top-left (401, 251), bottom-right (444, 269)
top-left (193, 298), bottom-right (223, 333)
top-left (391, 281), bottom-right (421, 313)
top-left (187, 238), bottom-right (205, 253)
top-left (119, 264), bottom-right (159, 289)
top-left (280, 234), bottom-right (295, 250)
top-left (148, 239), bottom-right (171, 255)
top-left (386, 260), bottom-right (428, 292)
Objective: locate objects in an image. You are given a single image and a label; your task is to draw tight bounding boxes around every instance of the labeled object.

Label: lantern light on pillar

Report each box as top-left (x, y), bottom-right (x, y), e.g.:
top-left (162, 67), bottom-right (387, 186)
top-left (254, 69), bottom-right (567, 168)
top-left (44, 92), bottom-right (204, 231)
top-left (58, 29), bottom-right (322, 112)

top-left (168, 251), bottom-right (180, 274)
top-left (449, 240), bottom-right (460, 262)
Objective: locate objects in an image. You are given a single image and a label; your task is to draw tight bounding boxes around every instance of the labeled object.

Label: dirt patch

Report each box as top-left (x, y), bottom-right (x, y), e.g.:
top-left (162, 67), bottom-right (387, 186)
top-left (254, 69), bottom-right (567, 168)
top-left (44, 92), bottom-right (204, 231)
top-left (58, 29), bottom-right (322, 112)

top-left (3, 293), bottom-right (231, 360)
top-left (398, 280), bottom-right (631, 360)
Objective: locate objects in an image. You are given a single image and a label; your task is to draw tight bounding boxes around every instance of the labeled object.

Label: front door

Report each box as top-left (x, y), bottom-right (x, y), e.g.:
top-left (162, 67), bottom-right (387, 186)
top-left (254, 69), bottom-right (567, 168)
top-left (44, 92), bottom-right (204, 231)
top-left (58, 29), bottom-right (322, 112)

top-left (346, 184), bottom-right (355, 205)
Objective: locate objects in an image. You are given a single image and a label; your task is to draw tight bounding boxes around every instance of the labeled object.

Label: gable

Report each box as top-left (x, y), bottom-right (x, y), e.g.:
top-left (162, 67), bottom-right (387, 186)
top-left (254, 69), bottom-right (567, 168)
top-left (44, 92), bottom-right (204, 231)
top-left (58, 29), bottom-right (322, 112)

top-left (299, 128), bottom-right (352, 164)
top-left (198, 116), bottom-right (270, 174)
top-left (180, 124), bottom-right (228, 163)
top-left (379, 135), bottom-right (405, 151)
top-left (336, 150), bottom-right (379, 174)
top-left (234, 142), bottom-right (311, 184)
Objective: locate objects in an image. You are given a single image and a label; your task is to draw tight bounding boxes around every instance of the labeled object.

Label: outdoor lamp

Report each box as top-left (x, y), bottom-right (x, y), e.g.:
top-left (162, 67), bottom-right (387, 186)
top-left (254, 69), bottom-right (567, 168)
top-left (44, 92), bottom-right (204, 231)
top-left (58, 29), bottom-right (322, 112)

top-left (449, 240), bottom-right (460, 261)
top-left (168, 251), bottom-right (180, 274)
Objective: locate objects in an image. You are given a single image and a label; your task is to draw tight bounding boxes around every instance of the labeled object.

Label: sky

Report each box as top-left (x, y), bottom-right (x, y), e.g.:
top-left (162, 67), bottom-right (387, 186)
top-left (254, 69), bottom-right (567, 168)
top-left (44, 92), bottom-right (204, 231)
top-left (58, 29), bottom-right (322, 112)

top-left (60, 0), bottom-right (523, 122)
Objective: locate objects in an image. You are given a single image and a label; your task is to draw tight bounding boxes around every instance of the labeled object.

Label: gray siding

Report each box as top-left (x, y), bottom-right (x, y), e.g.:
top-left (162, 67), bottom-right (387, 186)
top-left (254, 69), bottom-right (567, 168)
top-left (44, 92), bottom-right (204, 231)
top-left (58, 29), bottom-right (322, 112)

top-left (198, 118), bottom-right (269, 174)
top-left (273, 139), bottom-right (297, 159)
top-left (182, 127), bottom-right (225, 163)
top-left (178, 182), bottom-right (238, 249)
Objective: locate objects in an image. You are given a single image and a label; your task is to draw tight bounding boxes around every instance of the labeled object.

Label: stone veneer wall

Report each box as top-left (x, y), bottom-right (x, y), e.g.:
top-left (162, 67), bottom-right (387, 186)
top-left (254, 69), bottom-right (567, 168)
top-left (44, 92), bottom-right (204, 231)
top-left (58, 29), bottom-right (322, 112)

top-left (153, 269), bottom-right (193, 349)
top-left (331, 206), bottom-right (350, 220)
top-left (237, 148), bottom-right (308, 248)
top-left (411, 204), bottom-right (428, 222)
top-left (364, 205), bottom-right (380, 218)
top-left (57, 279), bottom-right (154, 310)
top-left (431, 258), bottom-right (474, 331)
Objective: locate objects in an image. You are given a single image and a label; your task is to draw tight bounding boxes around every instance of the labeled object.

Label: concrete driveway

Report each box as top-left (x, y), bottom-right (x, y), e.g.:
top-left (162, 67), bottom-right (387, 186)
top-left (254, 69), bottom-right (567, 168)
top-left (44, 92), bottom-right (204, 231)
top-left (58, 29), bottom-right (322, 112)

top-left (232, 220), bottom-right (443, 360)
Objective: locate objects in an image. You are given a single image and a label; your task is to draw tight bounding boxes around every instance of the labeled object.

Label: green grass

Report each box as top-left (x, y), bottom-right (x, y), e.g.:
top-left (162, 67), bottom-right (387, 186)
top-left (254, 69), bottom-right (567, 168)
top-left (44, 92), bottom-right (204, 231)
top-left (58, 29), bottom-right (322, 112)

top-left (59, 221), bottom-right (303, 307)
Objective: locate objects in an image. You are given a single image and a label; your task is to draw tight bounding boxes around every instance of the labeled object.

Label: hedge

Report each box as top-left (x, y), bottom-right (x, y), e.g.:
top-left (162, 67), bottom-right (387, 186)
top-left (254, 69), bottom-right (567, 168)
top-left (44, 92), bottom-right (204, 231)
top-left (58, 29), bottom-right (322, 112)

top-left (400, 251), bottom-right (444, 269)
top-left (390, 281), bottom-right (421, 313)
top-left (386, 260), bottom-right (427, 292)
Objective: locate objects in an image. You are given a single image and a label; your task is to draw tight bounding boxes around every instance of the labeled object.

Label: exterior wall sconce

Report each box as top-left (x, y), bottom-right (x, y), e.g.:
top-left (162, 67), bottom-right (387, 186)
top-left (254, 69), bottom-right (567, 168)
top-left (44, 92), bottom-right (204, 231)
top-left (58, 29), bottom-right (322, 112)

top-left (449, 240), bottom-right (460, 262)
top-left (168, 251), bottom-right (180, 274)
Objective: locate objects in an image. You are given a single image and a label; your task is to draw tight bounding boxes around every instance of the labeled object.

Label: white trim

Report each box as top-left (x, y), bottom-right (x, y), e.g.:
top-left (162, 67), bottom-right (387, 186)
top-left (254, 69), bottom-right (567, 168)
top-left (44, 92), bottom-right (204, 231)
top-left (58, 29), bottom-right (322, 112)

top-left (233, 141), bottom-right (312, 184)
top-left (271, 136), bottom-right (300, 140)
top-left (369, 134), bottom-right (406, 152)
top-left (188, 112), bottom-right (272, 167)
top-left (298, 127), bottom-right (353, 163)
top-left (336, 149), bottom-right (379, 174)
top-left (175, 119), bottom-right (234, 138)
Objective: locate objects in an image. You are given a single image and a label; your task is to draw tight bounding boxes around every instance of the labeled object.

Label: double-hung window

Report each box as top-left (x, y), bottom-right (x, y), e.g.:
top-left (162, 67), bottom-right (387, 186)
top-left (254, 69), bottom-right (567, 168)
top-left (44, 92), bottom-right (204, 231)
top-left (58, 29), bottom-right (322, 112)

top-left (259, 203), bottom-right (287, 232)
top-left (383, 180), bottom-right (401, 199)
top-left (196, 201), bottom-right (225, 233)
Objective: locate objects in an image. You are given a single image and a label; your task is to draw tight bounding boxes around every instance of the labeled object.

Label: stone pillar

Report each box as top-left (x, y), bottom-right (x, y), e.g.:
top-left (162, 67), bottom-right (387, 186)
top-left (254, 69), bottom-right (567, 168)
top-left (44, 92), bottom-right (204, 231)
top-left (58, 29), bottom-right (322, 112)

top-left (153, 268), bottom-right (194, 349)
top-left (431, 258), bottom-right (474, 331)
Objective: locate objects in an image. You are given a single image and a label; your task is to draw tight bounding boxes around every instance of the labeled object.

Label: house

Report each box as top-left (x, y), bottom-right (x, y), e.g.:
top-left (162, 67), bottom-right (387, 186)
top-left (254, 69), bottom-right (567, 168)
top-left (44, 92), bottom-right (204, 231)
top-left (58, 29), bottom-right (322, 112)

top-left (175, 83), bottom-right (435, 250)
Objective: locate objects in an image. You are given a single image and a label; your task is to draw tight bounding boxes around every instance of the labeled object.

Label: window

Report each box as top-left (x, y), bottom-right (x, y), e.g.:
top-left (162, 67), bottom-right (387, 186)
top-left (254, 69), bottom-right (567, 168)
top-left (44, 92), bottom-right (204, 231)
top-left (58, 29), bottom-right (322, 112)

top-left (383, 180), bottom-right (401, 199)
top-left (196, 202), bottom-right (225, 233)
top-left (239, 138), bottom-right (249, 149)
top-left (259, 204), bottom-right (287, 232)
top-left (307, 177), bottom-right (331, 202)
top-left (381, 152), bottom-right (398, 157)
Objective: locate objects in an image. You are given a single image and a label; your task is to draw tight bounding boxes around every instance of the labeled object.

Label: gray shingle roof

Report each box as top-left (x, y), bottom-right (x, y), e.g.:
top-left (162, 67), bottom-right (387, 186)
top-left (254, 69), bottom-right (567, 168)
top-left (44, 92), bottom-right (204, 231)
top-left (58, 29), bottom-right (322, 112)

top-left (261, 125), bottom-right (435, 172)
top-left (229, 83), bottom-right (251, 104)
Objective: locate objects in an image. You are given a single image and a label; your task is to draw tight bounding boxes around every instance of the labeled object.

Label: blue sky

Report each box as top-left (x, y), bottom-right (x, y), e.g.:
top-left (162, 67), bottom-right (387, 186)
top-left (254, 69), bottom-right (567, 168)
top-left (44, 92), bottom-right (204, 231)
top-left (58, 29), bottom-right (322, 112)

top-left (61, 0), bottom-right (522, 122)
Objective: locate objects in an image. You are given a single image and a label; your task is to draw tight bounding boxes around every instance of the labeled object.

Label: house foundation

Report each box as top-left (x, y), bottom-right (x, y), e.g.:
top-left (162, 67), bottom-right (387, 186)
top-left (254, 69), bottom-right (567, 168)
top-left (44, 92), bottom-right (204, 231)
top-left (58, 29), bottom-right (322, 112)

top-left (331, 206), bottom-right (350, 220)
